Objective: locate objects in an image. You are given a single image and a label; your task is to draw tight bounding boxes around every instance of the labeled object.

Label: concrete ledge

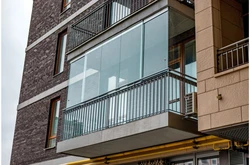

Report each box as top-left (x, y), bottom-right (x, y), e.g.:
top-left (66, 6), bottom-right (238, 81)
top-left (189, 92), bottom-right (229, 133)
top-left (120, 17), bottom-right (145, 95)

top-left (214, 63), bottom-right (249, 78)
top-left (57, 112), bottom-right (200, 158)
top-left (17, 80), bottom-right (68, 110)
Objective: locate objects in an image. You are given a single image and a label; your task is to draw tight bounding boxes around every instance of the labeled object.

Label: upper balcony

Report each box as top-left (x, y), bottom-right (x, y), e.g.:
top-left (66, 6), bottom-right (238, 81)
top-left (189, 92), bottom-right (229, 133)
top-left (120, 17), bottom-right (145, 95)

top-left (67, 0), bottom-right (194, 52)
top-left (57, 0), bottom-right (198, 158)
top-left (217, 38), bottom-right (249, 73)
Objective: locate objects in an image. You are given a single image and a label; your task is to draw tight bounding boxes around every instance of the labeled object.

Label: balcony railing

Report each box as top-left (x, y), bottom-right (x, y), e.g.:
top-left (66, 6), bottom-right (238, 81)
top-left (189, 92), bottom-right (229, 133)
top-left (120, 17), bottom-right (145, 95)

top-left (217, 38), bottom-right (249, 72)
top-left (61, 69), bottom-right (197, 141)
top-left (68, 0), bottom-right (157, 51)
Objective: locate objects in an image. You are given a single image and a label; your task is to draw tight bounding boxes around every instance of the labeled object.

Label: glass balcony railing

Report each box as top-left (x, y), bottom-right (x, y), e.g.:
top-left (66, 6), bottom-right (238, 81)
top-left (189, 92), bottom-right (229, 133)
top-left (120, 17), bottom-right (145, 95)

top-left (61, 69), bottom-right (197, 141)
top-left (217, 38), bottom-right (249, 73)
top-left (68, 0), bottom-right (157, 51)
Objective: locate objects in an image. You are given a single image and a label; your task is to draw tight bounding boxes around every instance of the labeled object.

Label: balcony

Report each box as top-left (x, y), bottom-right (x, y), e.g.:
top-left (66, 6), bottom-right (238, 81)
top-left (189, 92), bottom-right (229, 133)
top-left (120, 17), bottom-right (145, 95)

top-left (67, 0), bottom-right (195, 52)
top-left (68, 0), bottom-right (157, 51)
top-left (217, 38), bottom-right (249, 73)
top-left (57, 69), bottom-right (200, 158)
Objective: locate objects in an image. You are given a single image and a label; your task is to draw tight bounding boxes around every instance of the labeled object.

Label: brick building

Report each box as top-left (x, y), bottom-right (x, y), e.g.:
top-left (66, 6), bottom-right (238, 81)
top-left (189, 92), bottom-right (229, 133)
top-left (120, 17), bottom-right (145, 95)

top-left (11, 0), bottom-right (249, 165)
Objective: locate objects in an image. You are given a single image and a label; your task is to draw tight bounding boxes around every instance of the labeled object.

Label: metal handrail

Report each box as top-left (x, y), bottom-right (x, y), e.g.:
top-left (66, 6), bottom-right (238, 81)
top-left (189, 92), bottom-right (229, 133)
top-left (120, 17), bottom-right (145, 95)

top-left (63, 68), bottom-right (196, 112)
top-left (218, 38), bottom-right (249, 51)
top-left (61, 69), bottom-right (197, 140)
top-left (217, 38), bottom-right (249, 72)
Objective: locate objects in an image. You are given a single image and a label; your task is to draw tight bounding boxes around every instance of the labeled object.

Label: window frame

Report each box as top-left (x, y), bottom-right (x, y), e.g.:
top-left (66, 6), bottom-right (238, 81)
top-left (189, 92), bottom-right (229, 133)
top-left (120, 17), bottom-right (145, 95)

top-left (62, 0), bottom-right (71, 12)
top-left (54, 30), bottom-right (67, 75)
top-left (46, 97), bottom-right (60, 148)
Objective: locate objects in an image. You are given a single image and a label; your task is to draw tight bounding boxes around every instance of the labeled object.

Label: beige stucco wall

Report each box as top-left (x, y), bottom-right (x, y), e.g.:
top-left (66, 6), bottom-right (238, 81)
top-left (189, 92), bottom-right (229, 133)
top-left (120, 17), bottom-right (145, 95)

top-left (195, 0), bottom-right (249, 132)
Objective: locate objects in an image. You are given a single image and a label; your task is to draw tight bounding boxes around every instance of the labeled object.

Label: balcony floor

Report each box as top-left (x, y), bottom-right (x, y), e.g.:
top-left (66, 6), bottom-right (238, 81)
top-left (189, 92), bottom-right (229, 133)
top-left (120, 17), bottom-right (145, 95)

top-left (57, 112), bottom-right (201, 158)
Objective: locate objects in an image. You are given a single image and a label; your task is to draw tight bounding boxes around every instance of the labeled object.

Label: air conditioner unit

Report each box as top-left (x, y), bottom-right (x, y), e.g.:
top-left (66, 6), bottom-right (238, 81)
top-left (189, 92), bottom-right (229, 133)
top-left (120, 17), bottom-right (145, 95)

top-left (184, 92), bottom-right (197, 116)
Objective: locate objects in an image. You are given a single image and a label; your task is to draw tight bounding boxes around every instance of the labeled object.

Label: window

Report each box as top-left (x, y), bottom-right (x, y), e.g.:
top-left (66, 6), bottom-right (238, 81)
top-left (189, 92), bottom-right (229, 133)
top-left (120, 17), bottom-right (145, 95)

top-left (198, 157), bottom-right (219, 165)
top-left (172, 160), bottom-right (193, 165)
top-left (62, 0), bottom-right (71, 12)
top-left (47, 98), bottom-right (60, 148)
top-left (55, 30), bottom-right (67, 75)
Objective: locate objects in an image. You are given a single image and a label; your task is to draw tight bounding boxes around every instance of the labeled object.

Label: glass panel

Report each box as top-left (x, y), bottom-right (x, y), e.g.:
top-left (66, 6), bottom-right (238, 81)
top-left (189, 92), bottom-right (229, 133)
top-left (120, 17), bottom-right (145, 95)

top-left (48, 138), bottom-right (56, 148)
top-left (169, 45), bottom-right (180, 71)
top-left (100, 37), bottom-right (120, 94)
top-left (65, 0), bottom-right (70, 4)
top-left (51, 100), bottom-right (60, 136)
top-left (64, 0), bottom-right (71, 10)
top-left (67, 57), bottom-right (85, 107)
top-left (58, 33), bottom-right (67, 73)
top-left (144, 12), bottom-right (168, 77)
top-left (169, 9), bottom-right (195, 39)
top-left (84, 48), bottom-right (101, 101)
top-left (119, 24), bottom-right (142, 86)
top-left (185, 39), bottom-right (196, 78)
top-left (198, 157), bottom-right (220, 165)
top-left (168, 45), bottom-right (180, 112)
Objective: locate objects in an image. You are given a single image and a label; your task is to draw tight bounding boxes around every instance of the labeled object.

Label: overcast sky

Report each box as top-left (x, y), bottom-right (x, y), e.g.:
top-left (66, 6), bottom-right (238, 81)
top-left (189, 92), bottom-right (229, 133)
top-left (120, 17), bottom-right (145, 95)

top-left (2, 0), bottom-right (33, 164)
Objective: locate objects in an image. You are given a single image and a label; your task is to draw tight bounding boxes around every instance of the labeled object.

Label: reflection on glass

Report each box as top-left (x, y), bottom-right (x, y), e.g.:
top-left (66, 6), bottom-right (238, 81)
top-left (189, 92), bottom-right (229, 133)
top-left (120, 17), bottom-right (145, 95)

top-left (48, 138), bottom-right (56, 148)
top-left (169, 9), bottom-right (195, 39)
top-left (198, 157), bottom-right (219, 165)
top-left (84, 48), bottom-right (101, 101)
top-left (185, 39), bottom-right (196, 78)
top-left (169, 45), bottom-right (180, 71)
top-left (144, 12), bottom-right (168, 76)
top-left (184, 39), bottom-right (197, 94)
top-left (100, 37), bottom-right (120, 94)
top-left (120, 25), bottom-right (142, 86)
top-left (67, 57), bottom-right (85, 107)
top-left (51, 100), bottom-right (60, 136)
top-left (67, 81), bottom-right (83, 107)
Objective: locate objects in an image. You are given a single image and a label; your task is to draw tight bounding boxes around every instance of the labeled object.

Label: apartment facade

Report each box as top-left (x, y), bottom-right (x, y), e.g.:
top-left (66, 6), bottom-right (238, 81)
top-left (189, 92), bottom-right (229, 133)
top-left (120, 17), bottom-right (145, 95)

top-left (11, 0), bottom-right (249, 165)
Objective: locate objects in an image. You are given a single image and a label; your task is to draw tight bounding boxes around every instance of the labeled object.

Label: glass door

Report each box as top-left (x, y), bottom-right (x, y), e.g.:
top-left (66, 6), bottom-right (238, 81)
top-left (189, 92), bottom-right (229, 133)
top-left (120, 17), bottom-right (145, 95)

top-left (169, 44), bottom-right (181, 113)
top-left (168, 37), bottom-right (196, 114)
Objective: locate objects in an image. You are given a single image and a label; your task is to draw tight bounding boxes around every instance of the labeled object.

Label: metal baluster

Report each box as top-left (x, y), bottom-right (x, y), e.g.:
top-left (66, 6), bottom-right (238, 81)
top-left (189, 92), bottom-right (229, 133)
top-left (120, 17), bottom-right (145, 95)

top-left (115, 94), bottom-right (119, 126)
top-left (231, 50), bottom-right (234, 68)
top-left (237, 44), bottom-right (239, 66)
top-left (87, 105), bottom-right (90, 133)
top-left (226, 52), bottom-right (229, 69)
top-left (242, 44), bottom-right (245, 63)
top-left (93, 102), bottom-right (97, 132)
top-left (149, 81), bottom-right (152, 115)
top-left (140, 85), bottom-right (144, 118)
top-left (146, 81), bottom-right (149, 116)
top-left (135, 86), bottom-right (138, 119)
